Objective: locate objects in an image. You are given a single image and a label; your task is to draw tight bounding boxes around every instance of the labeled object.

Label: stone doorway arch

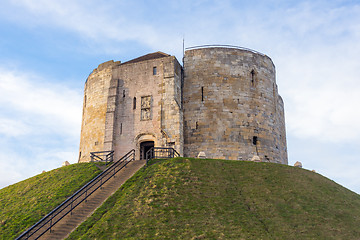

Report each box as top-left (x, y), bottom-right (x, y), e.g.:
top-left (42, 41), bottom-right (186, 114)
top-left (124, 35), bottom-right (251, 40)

top-left (135, 133), bottom-right (157, 160)
top-left (140, 141), bottom-right (154, 160)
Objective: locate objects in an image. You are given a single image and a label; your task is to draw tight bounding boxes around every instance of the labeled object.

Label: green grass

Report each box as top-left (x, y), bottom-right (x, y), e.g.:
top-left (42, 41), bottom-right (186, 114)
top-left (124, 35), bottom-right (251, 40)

top-left (67, 158), bottom-right (360, 240)
top-left (0, 163), bottom-right (101, 239)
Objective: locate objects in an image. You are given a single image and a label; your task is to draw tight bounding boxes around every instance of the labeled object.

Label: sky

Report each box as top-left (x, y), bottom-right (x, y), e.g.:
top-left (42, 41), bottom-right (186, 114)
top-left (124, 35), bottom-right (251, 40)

top-left (0, 0), bottom-right (359, 194)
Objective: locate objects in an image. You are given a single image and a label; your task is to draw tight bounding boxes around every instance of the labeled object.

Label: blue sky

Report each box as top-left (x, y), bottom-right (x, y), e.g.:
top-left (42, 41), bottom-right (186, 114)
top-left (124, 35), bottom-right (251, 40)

top-left (0, 0), bottom-right (359, 194)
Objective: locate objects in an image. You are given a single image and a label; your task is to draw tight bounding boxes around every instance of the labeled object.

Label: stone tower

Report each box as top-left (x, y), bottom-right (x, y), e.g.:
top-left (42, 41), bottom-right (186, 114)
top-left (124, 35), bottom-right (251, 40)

top-left (79, 46), bottom-right (287, 164)
top-left (183, 47), bottom-right (287, 164)
top-left (79, 52), bottom-right (183, 162)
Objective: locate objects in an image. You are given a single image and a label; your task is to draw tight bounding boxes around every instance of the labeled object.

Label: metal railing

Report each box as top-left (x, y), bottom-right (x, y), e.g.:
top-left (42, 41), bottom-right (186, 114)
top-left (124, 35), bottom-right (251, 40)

top-left (185, 44), bottom-right (267, 57)
top-left (16, 149), bottom-right (135, 240)
top-left (90, 150), bottom-right (114, 165)
top-left (145, 147), bottom-right (180, 164)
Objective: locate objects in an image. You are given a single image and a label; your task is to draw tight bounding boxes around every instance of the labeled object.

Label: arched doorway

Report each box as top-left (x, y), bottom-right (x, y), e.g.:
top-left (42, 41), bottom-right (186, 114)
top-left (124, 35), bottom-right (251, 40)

top-left (140, 141), bottom-right (154, 160)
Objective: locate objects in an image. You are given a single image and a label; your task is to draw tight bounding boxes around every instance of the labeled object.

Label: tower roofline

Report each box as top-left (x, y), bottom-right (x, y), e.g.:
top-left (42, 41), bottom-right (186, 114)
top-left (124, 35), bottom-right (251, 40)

top-left (185, 45), bottom-right (274, 69)
top-left (185, 44), bottom-right (267, 57)
top-left (121, 51), bottom-right (171, 65)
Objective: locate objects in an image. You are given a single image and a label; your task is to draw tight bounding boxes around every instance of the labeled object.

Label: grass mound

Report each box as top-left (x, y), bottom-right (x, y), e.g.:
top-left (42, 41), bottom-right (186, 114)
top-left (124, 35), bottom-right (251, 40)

top-left (67, 158), bottom-right (360, 239)
top-left (0, 163), bottom-right (101, 239)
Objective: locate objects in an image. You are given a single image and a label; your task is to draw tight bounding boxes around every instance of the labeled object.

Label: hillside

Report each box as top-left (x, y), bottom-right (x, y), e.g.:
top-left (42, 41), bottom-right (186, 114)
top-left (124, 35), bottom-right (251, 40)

top-left (0, 163), bottom-right (101, 239)
top-left (67, 158), bottom-right (360, 240)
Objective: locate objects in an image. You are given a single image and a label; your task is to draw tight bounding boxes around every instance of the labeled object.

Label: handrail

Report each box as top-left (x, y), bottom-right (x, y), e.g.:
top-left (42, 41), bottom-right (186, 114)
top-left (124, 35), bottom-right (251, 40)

top-left (90, 150), bottom-right (114, 165)
top-left (145, 147), bottom-right (180, 165)
top-left (185, 44), bottom-right (267, 57)
top-left (16, 149), bottom-right (135, 240)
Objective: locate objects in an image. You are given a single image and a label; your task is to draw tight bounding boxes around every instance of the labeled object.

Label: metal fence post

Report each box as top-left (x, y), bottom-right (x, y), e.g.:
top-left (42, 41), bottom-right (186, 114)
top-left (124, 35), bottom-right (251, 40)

top-left (71, 197), bottom-right (73, 215)
top-left (50, 215), bottom-right (53, 233)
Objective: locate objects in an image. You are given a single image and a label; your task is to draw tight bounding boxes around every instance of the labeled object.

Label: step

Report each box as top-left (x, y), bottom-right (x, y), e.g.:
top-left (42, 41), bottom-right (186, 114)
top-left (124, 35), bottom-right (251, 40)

top-left (36, 160), bottom-right (146, 240)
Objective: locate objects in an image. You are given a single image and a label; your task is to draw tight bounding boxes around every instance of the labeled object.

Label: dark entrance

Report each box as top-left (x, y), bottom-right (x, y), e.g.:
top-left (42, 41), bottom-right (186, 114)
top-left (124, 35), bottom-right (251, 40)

top-left (140, 141), bottom-right (154, 160)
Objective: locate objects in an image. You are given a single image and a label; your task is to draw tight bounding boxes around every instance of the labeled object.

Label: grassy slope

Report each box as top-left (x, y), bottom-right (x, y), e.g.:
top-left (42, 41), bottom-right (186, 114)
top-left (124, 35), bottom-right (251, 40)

top-left (0, 163), bottom-right (101, 239)
top-left (68, 158), bottom-right (360, 240)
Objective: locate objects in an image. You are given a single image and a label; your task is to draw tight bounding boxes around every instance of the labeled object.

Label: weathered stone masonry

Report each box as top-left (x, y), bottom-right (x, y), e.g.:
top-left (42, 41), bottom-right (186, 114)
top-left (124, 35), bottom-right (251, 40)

top-left (183, 47), bottom-right (287, 164)
top-left (79, 52), bottom-right (183, 162)
top-left (79, 46), bottom-right (287, 164)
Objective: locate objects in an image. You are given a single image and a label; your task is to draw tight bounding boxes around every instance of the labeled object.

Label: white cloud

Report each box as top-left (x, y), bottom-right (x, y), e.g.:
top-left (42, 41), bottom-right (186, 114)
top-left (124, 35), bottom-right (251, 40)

top-left (3, 0), bottom-right (162, 51)
top-left (0, 118), bottom-right (31, 137)
top-left (278, 43), bottom-right (360, 143)
top-left (0, 158), bottom-right (25, 188)
top-left (1, 0), bottom-right (359, 194)
top-left (0, 145), bottom-right (78, 189)
top-left (0, 68), bottom-right (82, 189)
top-left (0, 68), bottom-right (82, 137)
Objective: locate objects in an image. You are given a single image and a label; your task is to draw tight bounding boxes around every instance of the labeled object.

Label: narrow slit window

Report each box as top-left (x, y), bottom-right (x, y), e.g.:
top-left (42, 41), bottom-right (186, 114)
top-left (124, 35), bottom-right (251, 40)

top-left (201, 86), bottom-right (204, 101)
top-left (133, 97), bottom-right (136, 110)
top-left (123, 90), bottom-right (126, 98)
top-left (120, 123), bottom-right (123, 135)
top-left (251, 70), bottom-right (255, 85)
top-left (252, 136), bottom-right (258, 145)
top-left (153, 67), bottom-right (157, 75)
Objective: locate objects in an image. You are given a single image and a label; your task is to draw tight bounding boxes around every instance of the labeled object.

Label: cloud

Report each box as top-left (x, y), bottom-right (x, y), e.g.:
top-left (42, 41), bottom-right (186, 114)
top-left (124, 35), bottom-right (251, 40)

top-left (277, 40), bottom-right (360, 143)
top-left (0, 67), bottom-right (82, 137)
top-left (3, 1), bottom-right (359, 138)
top-left (2, 0), bottom-right (162, 52)
top-left (1, 0), bottom-right (359, 194)
top-left (285, 84), bottom-right (360, 142)
top-left (0, 118), bottom-right (31, 137)
top-left (0, 156), bottom-right (25, 188)
top-left (0, 67), bottom-right (82, 189)
top-left (0, 143), bottom-right (79, 189)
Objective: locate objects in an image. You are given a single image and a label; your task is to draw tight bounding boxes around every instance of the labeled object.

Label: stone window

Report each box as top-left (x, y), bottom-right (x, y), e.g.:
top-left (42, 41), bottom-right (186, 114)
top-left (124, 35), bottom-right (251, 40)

top-left (153, 67), bottom-right (157, 75)
top-left (123, 90), bottom-right (126, 98)
top-left (141, 96), bottom-right (152, 120)
top-left (252, 136), bottom-right (258, 145)
top-left (120, 123), bottom-right (123, 135)
top-left (251, 69), bottom-right (256, 86)
top-left (133, 97), bottom-right (136, 110)
top-left (201, 86), bottom-right (204, 101)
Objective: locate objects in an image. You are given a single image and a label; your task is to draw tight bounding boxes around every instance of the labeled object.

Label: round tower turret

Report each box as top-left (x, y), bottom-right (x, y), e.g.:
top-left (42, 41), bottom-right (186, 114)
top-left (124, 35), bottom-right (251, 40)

top-left (183, 46), bottom-right (287, 164)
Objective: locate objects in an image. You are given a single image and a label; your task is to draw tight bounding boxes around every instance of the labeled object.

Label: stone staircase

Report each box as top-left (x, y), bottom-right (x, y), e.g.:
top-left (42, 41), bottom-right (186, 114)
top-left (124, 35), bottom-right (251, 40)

top-left (40, 160), bottom-right (145, 240)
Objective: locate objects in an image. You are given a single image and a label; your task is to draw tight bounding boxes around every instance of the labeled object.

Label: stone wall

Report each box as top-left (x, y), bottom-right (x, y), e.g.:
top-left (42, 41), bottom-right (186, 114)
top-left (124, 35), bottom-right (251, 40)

top-left (79, 54), bottom-right (183, 162)
top-left (78, 60), bottom-right (120, 162)
top-left (183, 47), bottom-right (288, 164)
top-left (111, 55), bottom-right (183, 160)
top-left (79, 47), bottom-right (287, 164)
